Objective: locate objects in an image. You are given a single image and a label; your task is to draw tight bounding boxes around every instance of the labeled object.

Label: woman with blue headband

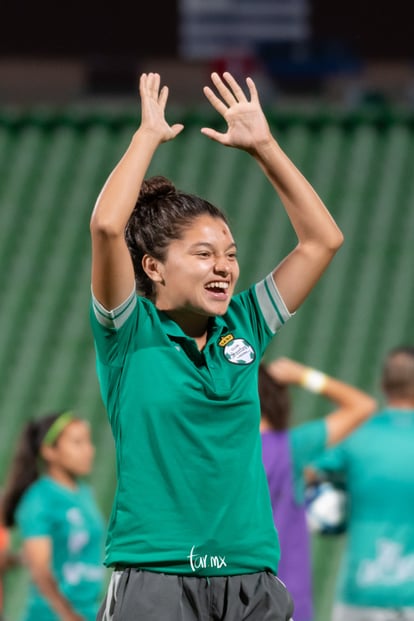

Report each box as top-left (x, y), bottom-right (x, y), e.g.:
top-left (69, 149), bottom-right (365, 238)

top-left (1, 412), bottom-right (105, 621)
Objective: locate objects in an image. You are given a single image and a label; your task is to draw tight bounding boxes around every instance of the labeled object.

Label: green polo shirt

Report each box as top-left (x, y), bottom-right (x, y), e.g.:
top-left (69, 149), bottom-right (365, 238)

top-left (313, 409), bottom-right (414, 607)
top-left (91, 273), bottom-right (292, 576)
top-left (16, 476), bottom-right (105, 621)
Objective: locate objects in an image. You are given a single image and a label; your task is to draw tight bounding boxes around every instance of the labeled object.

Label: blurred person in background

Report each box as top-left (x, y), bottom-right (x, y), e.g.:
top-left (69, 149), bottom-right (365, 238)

top-left (259, 357), bottom-right (377, 621)
top-left (308, 346), bottom-right (414, 621)
top-left (89, 70), bottom-right (343, 621)
top-left (0, 412), bottom-right (105, 621)
top-left (0, 509), bottom-right (21, 621)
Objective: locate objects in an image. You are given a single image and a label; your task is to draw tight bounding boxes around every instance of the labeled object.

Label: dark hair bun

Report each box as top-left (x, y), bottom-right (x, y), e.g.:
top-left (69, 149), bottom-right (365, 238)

top-left (139, 176), bottom-right (176, 205)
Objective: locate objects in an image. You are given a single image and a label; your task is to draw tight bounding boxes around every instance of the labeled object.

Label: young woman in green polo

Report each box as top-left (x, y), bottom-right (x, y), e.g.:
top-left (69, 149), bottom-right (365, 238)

top-left (1, 412), bottom-right (105, 621)
top-left (89, 71), bottom-right (344, 621)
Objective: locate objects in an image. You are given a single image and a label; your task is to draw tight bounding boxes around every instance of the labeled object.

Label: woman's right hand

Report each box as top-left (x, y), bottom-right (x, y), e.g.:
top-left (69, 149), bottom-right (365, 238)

top-left (138, 72), bottom-right (184, 144)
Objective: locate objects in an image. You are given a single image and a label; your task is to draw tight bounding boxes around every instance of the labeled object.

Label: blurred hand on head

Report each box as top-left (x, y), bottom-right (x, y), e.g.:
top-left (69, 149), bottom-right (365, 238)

top-left (266, 357), bottom-right (307, 385)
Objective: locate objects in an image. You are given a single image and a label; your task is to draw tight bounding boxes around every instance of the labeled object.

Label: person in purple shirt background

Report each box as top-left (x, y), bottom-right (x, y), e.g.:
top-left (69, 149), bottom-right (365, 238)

top-left (259, 357), bottom-right (376, 621)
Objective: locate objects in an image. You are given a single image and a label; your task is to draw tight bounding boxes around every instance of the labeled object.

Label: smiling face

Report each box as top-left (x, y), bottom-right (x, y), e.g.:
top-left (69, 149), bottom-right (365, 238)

top-left (150, 214), bottom-right (240, 323)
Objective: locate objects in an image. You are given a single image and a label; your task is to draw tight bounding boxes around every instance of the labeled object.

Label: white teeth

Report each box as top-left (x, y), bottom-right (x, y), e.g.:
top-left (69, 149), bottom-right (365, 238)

top-left (205, 281), bottom-right (229, 290)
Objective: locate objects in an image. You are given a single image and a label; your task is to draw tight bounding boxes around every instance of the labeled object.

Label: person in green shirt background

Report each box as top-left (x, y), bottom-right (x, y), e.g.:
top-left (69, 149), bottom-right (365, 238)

top-left (309, 345), bottom-right (414, 621)
top-left (89, 70), bottom-right (343, 620)
top-left (0, 412), bottom-right (105, 621)
top-left (0, 509), bottom-right (21, 621)
top-left (259, 356), bottom-right (377, 621)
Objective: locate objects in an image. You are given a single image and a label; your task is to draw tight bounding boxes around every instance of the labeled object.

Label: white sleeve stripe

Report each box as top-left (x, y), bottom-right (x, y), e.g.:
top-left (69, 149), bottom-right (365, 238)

top-left (255, 273), bottom-right (293, 334)
top-left (92, 286), bottom-right (137, 330)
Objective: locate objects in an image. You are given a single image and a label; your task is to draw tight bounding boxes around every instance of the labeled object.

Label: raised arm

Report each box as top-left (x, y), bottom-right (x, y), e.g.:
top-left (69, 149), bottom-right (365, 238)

top-left (90, 72), bottom-right (184, 310)
top-left (266, 357), bottom-right (377, 446)
top-left (201, 72), bottom-right (344, 313)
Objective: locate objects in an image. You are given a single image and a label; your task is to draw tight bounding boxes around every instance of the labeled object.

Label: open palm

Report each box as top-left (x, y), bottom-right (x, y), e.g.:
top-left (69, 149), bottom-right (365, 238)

top-left (139, 73), bottom-right (183, 143)
top-left (201, 72), bottom-right (271, 151)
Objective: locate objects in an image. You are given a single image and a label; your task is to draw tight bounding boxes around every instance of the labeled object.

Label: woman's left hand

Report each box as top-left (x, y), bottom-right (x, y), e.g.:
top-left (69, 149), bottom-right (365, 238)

top-left (201, 72), bottom-right (272, 153)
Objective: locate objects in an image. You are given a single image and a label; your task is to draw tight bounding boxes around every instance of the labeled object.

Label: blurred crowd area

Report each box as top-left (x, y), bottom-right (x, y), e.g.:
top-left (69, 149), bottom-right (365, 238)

top-left (1, 0), bottom-right (414, 108)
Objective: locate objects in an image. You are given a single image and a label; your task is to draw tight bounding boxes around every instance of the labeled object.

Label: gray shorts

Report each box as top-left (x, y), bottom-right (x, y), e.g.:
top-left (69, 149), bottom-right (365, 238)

top-left (97, 568), bottom-right (294, 621)
top-left (333, 603), bottom-right (414, 621)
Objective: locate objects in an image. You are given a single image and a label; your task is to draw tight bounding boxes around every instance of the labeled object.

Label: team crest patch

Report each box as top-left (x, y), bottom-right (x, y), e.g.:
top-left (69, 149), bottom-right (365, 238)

top-left (219, 333), bottom-right (234, 347)
top-left (223, 338), bottom-right (256, 365)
